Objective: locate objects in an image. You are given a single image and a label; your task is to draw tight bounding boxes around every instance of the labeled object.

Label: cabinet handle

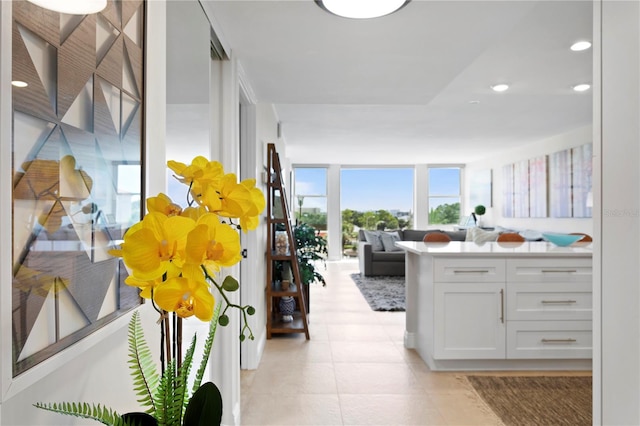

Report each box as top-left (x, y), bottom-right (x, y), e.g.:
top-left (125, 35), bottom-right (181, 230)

top-left (541, 338), bottom-right (578, 344)
top-left (541, 300), bottom-right (577, 304)
top-left (500, 289), bottom-right (504, 324)
top-left (453, 270), bottom-right (490, 274)
top-left (541, 269), bottom-right (578, 273)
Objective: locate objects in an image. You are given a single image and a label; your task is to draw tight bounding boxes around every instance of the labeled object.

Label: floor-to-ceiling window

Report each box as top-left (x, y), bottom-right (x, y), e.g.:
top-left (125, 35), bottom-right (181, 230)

top-left (293, 167), bottom-right (328, 231)
top-left (427, 166), bottom-right (462, 225)
top-left (341, 167), bottom-right (414, 257)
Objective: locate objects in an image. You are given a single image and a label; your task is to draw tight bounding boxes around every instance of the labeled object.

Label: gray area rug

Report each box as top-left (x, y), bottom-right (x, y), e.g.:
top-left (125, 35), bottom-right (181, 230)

top-left (350, 273), bottom-right (405, 311)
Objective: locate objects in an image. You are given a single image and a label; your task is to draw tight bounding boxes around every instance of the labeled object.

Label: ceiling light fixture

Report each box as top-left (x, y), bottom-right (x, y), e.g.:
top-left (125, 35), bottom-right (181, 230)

top-left (315, 0), bottom-right (410, 19)
top-left (573, 83), bottom-right (591, 92)
top-left (491, 84), bottom-right (509, 92)
top-left (12, 81), bottom-right (28, 88)
top-left (570, 41), bottom-right (592, 51)
top-left (26, 0), bottom-right (106, 15)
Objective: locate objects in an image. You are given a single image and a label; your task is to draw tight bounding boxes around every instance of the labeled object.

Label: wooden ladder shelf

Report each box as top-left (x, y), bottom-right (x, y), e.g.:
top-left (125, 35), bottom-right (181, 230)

top-left (265, 143), bottom-right (310, 339)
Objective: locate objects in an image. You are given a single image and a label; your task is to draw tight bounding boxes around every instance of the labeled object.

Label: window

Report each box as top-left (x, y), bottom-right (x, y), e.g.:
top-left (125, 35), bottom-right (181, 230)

top-left (293, 168), bottom-right (327, 231)
top-left (340, 167), bottom-right (414, 256)
top-left (428, 167), bottom-right (461, 225)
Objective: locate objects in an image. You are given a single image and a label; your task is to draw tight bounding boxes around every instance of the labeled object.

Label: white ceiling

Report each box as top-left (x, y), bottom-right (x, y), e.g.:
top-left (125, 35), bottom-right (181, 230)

top-left (190, 0), bottom-right (593, 165)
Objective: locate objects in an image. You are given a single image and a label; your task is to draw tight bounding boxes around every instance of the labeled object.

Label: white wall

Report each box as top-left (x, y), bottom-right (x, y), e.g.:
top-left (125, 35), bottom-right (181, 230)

top-left (0, 2), bottom-right (166, 424)
top-left (599, 1), bottom-right (640, 424)
top-left (465, 125), bottom-right (593, 234)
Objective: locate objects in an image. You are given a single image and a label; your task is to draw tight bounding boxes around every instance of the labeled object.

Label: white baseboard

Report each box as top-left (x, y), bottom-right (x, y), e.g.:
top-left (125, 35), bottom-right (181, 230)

top-left (404, 331), bottom-right (416, 349)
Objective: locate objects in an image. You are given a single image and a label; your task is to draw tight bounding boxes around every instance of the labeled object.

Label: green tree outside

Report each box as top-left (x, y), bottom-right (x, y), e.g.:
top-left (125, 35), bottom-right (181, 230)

top-left (429, 202), bottom-right (460, 225)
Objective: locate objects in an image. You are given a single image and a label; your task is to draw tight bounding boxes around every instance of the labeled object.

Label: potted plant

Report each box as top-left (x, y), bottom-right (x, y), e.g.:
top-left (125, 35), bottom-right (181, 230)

top-left (474, 204), bottom-right (486, 227)
top-left (34, 156), bottom-right (265, 426)
top-left (293, 222), bottom-right (327, 287)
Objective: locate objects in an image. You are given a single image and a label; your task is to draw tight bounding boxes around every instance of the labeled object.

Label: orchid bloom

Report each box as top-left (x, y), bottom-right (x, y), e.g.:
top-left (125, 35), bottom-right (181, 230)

top-left (146, 193), bottom-right (183, 217)
top-left (154, 264), bottom-right (214, 321)
top-left (185, 214), bottom-right (242, 272)
top-left (111, 212), bottom-right (195, 281)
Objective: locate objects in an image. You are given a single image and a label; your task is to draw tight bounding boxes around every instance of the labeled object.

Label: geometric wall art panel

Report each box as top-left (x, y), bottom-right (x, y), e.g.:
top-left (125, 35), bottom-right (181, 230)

top-left (549, 148), bottom-right (573, 218)
top-left (513, 159), bottom-right (530, 218)
top-left (12, 0), bottom-right (145, 376)
top-left (528, 155), bottom-right (548, 218)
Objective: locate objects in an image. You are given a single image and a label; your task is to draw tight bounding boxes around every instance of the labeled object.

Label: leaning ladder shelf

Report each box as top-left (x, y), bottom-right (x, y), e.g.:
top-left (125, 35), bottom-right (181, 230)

top-left (265, 143), bottom-right (310, 339)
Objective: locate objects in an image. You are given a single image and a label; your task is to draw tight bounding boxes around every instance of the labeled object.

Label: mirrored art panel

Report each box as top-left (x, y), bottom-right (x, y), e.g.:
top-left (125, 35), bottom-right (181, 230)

top-left (12, 0), bottom-right (145, 376)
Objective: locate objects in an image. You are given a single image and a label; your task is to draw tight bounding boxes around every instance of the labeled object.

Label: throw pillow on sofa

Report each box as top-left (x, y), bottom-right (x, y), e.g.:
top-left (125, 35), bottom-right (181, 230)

top-left (465, 227), bottom-right (500, 243)
top-left (363, 230), bottom-right (384, 251)
top-left (380, 231), bottom-right (403, 252)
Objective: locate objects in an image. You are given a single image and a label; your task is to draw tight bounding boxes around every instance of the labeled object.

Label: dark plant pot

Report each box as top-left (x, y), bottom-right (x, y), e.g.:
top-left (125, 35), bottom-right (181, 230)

top-left (121, 412), bottom-right (158, 426)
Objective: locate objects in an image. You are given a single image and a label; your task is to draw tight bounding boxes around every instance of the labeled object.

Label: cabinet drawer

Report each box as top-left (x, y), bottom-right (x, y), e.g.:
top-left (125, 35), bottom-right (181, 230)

top-left (506, 321), bottom-right (592, 359)
top-left (507, 258), bottom-right (592, 283)
top-left (507, 282), bottom-right (592, 321)
top-left (434, 258), bottom-right (505, 282)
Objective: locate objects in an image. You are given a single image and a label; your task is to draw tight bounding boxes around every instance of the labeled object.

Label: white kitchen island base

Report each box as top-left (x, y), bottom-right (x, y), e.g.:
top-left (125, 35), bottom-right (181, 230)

top-left (397, 241), bottom-right (593, 372)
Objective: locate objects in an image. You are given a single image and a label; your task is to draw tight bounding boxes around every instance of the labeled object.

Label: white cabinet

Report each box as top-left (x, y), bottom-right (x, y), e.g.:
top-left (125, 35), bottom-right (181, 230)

top-left (434, 282), bottom-right (505, 359)
top-left (431, 256), bottom-right (592, 363)
top-left (506, 258), bottom-right (592, 359)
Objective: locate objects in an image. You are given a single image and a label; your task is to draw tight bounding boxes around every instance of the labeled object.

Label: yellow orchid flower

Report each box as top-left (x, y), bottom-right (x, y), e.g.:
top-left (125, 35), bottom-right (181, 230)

top-left (124, 263), bottom-right (181, 299)
top-left (124, 275), bottom-right (158, 299)
top-left (154, 264), bottom-right (214, 321)
top-left (237, 179), bottom-right (266, 232)
top-left (202, 173), bottom-right (253, 218)
top-left (180, 205), bottom-right (207, 221)
top-left (185, 214), bottom-right (242, 271)
top-left (167, 157), bottom-right (208, 185)
top-left (147, 193), bottom-right (182, 217)
top-left (118, 212), bottom-right (195, 280)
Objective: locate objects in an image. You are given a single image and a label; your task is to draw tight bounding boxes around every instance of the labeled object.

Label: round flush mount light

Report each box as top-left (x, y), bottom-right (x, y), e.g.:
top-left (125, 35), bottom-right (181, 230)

top-left (570, 41), bottom-right (592, 51)
top-left (315, 0), bottom-right (410, 19)
top-left (491, 84), bottom-right (509, 92)
top-left (27, 0), bottom-right (106, 15)
top-left (573, 83), bottom-right (591, 92)
top-left (11, 81), bottom-right (28, 88)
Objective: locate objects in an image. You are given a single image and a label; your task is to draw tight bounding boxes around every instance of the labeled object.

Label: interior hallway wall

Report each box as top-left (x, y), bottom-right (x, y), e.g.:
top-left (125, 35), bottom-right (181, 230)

top-left (0, 1), bottom-right (167, 424)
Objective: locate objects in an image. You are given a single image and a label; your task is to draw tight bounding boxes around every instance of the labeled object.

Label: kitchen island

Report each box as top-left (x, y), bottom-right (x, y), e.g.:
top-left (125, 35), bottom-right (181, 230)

top-left (396, 240), bottom-right (593, 371)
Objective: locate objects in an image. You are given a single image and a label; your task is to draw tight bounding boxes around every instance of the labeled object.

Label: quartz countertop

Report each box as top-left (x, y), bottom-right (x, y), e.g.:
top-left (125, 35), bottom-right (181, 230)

top-left (395, 241), bottom-right (593, 257)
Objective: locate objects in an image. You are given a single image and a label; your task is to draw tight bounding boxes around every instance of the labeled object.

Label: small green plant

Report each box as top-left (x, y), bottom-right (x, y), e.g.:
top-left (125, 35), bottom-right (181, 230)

top-left (474, 205), bottom-right (486, 216)
top-left (35, 308), bottom-right (223, 426)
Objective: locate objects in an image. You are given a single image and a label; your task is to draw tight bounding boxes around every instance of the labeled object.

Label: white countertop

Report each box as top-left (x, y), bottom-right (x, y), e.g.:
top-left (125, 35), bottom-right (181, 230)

top-left (395, 240), bottom-right (593, 257)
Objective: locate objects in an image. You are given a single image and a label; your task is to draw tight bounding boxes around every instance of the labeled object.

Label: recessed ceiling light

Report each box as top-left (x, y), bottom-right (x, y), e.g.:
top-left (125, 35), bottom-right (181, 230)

top-left (26, 0), bottom-right (106, 15)
top-left (570, 41), bottom-right (592, 51)
top-left (468, 100), bottom-right (480, 104)
top-left (315, 0), bottom-right (410, 19)
top-left (491, 84), bottom-right (509, 92)
top-left (573, 83), bottom-right (591, 92)
top-left (11, 81), bottom-right (28, 88)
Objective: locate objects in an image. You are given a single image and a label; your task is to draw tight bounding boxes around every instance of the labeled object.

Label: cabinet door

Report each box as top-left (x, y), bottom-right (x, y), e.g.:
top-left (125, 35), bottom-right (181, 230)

top-left (433, 282), bottom-right (506, 359)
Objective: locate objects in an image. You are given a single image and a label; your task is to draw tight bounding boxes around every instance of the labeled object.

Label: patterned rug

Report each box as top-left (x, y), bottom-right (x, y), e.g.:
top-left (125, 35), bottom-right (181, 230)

top-left (350, 273), bottom-right (405, 311)
top-left (466, 375), bottom-right (592, 426)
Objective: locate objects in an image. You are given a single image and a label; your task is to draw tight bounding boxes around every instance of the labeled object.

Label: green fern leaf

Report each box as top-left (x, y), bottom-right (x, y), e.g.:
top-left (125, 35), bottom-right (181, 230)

top-left (192, 303), bottom-right (221, 395)
top-left (33, 401), bottom-right (122, 425)
top-left (177, 333), bottom-right (197, 411)
top-left (128, 311), bottom-right (160, 415)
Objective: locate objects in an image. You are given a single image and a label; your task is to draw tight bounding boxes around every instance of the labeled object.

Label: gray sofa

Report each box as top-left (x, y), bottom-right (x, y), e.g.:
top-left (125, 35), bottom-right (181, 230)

top-left (358, 229), bottom-right (467, 276)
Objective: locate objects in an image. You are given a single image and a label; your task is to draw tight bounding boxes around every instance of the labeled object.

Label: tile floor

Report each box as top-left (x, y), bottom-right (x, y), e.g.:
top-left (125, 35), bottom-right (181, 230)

top-left (240, 259), bottom-right (589, 425)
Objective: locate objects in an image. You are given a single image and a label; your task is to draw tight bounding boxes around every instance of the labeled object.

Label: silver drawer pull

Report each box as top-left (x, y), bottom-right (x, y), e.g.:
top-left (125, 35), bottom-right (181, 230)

top-left (541, 300), bottom-right (577, 304)
top-left (541, 338), bottom-right (578, 344)
top-left (541, 269), bottom-right (578, 273)
top-left (453, 270), bottom-right (490, 274)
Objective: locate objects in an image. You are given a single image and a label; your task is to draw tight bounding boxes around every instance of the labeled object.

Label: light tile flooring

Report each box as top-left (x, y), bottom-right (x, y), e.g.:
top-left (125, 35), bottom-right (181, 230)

top-left (240, 259), bottom-right (589, 425)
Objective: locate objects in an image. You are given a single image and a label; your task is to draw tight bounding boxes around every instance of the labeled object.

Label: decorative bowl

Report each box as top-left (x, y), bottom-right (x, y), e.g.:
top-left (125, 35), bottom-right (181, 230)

top-left (541, 233), bottom-right (583, 247)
